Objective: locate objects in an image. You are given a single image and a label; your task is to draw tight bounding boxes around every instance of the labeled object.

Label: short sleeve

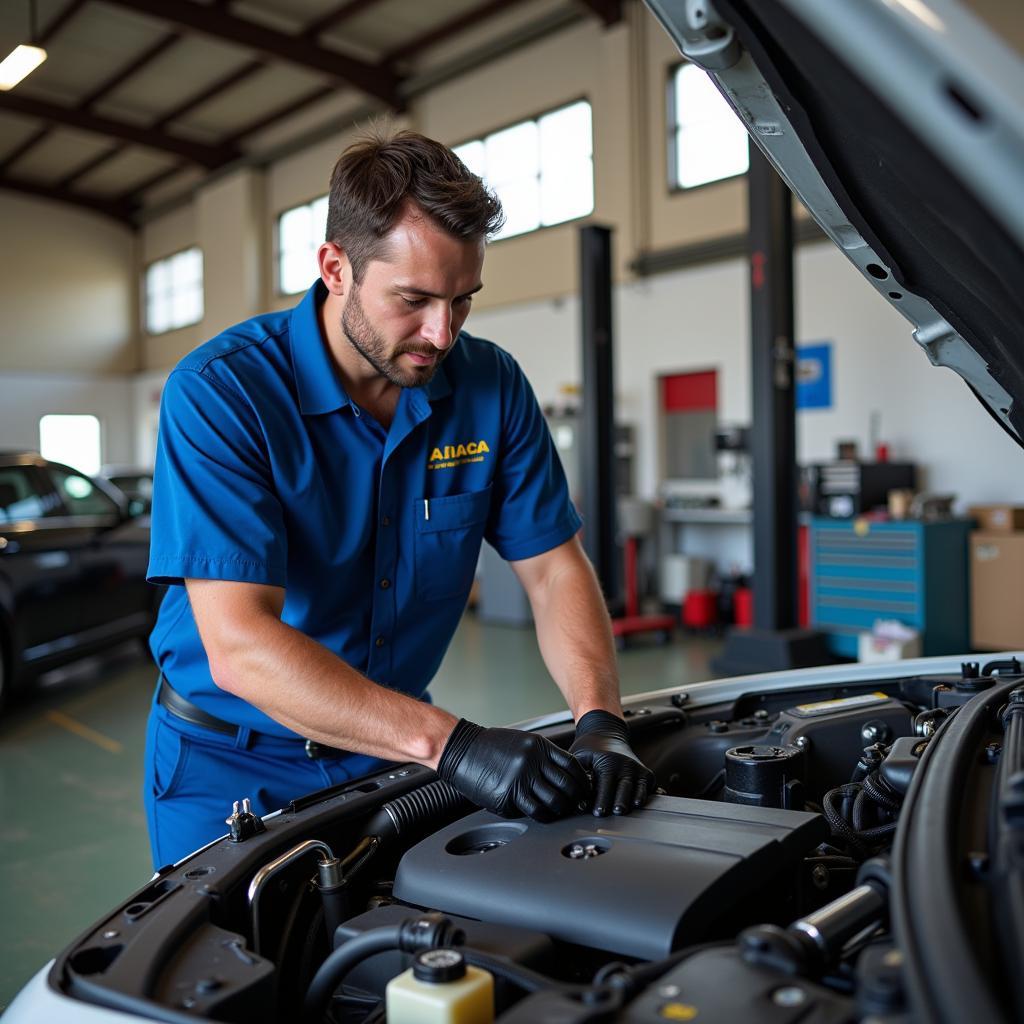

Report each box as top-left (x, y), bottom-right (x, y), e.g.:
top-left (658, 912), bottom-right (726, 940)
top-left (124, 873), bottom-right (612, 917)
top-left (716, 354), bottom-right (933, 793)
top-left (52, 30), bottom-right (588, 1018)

top-left (147, 368), bottom-right (287, 587)
top-left (485, 355), bottom-right (582, 561)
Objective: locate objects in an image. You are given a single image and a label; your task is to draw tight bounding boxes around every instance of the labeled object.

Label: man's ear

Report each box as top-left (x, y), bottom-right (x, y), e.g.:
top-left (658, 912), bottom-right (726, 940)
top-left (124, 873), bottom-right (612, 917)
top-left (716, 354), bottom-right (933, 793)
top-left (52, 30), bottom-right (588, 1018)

top-left (317, 242), bottom-right (349, 296)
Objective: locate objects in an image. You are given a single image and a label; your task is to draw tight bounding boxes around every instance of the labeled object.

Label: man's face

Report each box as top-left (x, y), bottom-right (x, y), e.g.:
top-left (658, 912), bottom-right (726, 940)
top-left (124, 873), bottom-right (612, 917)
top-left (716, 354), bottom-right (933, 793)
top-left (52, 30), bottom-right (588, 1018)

top-left (339, 206), bottom-right (485, 389)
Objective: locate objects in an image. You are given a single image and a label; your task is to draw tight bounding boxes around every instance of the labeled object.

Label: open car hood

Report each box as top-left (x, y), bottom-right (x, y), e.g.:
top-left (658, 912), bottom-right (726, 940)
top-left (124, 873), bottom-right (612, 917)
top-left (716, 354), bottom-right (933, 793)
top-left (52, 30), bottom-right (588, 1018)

top-left (644, 0), bottom-right (1024, 446)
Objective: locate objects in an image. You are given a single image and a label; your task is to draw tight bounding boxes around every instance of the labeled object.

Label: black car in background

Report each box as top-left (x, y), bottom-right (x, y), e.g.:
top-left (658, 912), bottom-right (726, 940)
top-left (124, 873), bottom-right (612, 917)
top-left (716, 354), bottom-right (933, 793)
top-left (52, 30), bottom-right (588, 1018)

top-left (0, 452), bottom-right (159, 713)
top-left (99, 465), bottom-right (155, 517)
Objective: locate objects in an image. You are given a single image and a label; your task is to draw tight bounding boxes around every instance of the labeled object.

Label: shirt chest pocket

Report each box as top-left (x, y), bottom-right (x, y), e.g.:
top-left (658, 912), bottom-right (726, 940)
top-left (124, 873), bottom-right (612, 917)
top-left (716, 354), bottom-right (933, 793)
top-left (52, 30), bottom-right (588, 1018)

top-left (413, 485), bottom-right (492, 601)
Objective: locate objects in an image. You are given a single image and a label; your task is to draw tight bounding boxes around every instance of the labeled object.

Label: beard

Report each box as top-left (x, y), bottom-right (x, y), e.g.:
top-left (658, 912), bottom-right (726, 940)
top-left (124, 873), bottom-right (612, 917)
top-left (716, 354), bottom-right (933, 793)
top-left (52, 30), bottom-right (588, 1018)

top-left (341, 283), bottom-right (446, 388)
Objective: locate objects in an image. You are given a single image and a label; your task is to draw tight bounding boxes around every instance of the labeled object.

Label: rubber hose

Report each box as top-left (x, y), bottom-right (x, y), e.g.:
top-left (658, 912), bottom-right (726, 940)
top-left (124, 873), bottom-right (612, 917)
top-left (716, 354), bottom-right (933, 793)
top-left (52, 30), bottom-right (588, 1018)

top-left (617, 941), bottom-right (734, 990)
top-left (303, 925), bottom-right (401, 1023)
top-left (852, 820), bottom-right (897, 842)
top-left (853, 786), bottom-right (891, 832)
top-left (862, 771), bottom-right (902, 813)
top-left (461, 949), bottom-right (570, 994)
top-left (365, 780), bottom-right (471, 844)
top-left (852, 787), bottom-right (869, 832)
top-left (822, 786), bottom-right (869, 856)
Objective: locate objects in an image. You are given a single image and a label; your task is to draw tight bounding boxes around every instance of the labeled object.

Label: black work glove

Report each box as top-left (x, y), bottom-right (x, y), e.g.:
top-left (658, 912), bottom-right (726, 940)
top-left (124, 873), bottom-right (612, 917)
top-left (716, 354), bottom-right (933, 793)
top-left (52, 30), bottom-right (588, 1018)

top-left (437, 719), bottom-right (589, 822)
top-left (569, 710), bottom-right (655, 816)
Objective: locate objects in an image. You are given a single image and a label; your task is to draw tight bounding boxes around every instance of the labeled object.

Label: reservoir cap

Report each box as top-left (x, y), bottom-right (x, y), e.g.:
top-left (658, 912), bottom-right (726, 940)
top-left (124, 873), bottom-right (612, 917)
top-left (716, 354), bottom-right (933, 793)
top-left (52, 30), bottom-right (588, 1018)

top-left (413, 948), bottom-right (467, 984)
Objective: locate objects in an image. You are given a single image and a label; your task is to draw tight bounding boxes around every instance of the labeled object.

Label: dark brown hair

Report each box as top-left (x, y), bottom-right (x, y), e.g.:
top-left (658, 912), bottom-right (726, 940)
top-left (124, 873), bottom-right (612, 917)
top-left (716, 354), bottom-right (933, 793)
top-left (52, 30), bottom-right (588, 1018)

top-left (325, 127), bottom-right (504, 281)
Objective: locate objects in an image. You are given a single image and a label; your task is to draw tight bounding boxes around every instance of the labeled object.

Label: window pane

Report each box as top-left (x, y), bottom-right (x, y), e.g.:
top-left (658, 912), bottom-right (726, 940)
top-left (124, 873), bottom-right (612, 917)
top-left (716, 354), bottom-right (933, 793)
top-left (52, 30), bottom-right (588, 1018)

top-left (146, 248), bottom-right (204, 333)
top-left (280, 251), bottom-right (310, 297)
top-left (311, 195), bottom-right (329, 242)
top-left (539, 101), bottom-right (592, 165)
top-left (280, 205), bottom-right (311, 256)
top-left (541, 157), bottom-right (594, 226)
top-left (176, 248), bottom-right (203, 287)
top-left (457, 102), bottom-right (593, 243)
top-left (146, 260), bottom-right (170, 302)
top-left (484, 121), bottom-right (539, 188)
top-left (492, 177), bottom-right (541, 240)
top-left (278, 198), bottom-right (327, 295)
top-left (39, 414), bottom-right (102, 477)
top-left (454, 140), bottom-right (486, 178)
top-left (174, 287), bottom-right (203, 331)
top-left (171, 249), bottom-right (198, 292)
top-left (673, 63), bottom-right (750, 188)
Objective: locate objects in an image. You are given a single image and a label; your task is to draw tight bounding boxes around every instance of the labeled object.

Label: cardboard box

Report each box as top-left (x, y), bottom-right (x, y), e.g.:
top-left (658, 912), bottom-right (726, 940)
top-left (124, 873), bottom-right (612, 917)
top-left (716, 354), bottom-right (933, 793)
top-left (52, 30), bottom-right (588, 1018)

top-left (968, 504), bottom-right (1024, 533)
top-left (858, 622), bottom-right (921, 663)
top-left (970, 533), bottom-right (1024, 649)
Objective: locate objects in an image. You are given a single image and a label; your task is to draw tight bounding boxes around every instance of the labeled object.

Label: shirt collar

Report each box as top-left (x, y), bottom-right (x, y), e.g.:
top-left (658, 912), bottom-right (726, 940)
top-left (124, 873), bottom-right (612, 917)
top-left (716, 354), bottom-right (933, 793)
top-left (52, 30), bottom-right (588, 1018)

top-left (290, 279), bottom-right (454, 415)
top-left (290, 280), bottom-right (351, 416)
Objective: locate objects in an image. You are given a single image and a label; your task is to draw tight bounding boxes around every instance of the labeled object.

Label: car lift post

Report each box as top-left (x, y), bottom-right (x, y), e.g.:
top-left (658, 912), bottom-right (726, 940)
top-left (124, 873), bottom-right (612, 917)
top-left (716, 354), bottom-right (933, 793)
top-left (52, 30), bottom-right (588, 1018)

top-left (713, 143), bottom-right (829, 674)
top-left (579, 224), bottom-right (620, 609)
top-left (579, 224), bottom-right (674, 640)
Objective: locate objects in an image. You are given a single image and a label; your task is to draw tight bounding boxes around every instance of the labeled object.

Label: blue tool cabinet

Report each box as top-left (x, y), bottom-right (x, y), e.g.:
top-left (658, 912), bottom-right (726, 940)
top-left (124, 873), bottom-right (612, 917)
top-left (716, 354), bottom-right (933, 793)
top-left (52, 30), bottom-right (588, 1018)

top-left (809, 518), bottom-right (972, 658)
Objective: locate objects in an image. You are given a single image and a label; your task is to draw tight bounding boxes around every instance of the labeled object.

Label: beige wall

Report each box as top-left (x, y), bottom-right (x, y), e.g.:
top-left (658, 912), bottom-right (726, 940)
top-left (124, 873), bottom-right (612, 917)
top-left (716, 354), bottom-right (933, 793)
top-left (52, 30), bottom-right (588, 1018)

top-left (141, 169), bottom-right (267, 368)
top-left (134, 7), bottom-right (766, 370)
top-left (0, 192), bottom-right (137, 374)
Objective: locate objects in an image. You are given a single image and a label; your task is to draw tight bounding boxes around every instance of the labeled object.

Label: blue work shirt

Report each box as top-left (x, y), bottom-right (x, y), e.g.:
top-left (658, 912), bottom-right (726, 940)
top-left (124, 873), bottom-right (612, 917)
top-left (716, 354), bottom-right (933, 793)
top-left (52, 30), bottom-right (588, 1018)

top-left (147, 280), bottom-right (581, 736)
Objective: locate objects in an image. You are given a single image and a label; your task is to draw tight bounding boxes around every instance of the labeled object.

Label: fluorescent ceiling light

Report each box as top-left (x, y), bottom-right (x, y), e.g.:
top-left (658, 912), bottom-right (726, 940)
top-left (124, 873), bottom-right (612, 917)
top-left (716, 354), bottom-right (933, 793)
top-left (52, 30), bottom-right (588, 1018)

top-left (0, 44), bottom-right (47, 91)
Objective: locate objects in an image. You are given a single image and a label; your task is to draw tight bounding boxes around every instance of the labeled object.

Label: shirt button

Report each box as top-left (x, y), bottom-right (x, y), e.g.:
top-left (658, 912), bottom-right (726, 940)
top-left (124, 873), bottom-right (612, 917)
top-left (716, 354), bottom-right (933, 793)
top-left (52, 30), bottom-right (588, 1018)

top-left (375, 635), bottom-right (386, 648)
top-left (381, 515), bottom-right (391, 526)
top-left (380, 578), bottom-right (391, 589)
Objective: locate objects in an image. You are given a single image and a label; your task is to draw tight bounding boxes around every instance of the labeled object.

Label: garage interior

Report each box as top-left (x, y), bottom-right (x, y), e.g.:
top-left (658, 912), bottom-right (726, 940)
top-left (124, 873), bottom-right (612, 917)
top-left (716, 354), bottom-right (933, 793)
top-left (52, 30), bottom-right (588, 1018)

top-left (1, 0), bottom-right (1023, 1012)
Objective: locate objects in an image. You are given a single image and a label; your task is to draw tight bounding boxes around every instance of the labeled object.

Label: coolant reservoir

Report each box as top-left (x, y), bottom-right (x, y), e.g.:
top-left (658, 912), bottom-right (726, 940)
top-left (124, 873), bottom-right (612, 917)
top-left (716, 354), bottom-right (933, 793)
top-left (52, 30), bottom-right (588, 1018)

top-left (386, 949), bottom-right (494, 1024)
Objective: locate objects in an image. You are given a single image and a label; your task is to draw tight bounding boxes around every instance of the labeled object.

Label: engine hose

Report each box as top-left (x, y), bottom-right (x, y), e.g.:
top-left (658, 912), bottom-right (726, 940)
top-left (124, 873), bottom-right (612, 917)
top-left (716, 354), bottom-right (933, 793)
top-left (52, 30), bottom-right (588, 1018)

top-left (303, 926), bottom-right (402, 1023)
top-left (364, 780), bottom-right (471, 846)
top-left (852, 820), bottom-right (897, 841)
top-left (823, 794), bottom-right (868, 856)
top-left (461, 949), bottom-right (575, 995)
top-left (852, 788), bottom-right (874, 833)
top-left (852, 787), bottom-right (892, 832)
top-left (823, 784), bottom-right (900, 856)
top-left (613, 941), bottom-right (734, 991)
top-left (303, 914), bottom-right (463, 1023)
top-left (862, 771), bottom-right (902, 813)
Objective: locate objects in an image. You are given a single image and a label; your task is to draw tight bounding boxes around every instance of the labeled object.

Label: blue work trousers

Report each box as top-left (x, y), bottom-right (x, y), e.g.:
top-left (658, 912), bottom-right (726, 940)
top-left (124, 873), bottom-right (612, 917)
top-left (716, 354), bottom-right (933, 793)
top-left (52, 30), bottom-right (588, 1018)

top-left (142, 692), bottom-right (387, 869)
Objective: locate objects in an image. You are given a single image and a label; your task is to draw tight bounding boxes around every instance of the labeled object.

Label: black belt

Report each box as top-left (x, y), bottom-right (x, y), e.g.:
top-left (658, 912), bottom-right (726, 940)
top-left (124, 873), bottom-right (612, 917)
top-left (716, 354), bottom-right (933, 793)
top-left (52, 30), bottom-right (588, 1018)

top-left (156, 676), bottom-right (349, 760)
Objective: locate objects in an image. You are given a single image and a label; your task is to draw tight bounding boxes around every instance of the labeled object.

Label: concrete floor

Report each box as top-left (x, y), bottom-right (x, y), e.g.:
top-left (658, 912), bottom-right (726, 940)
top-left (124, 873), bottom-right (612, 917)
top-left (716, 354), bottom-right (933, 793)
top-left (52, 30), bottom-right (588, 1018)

top-left (0, 615), bottom-right (722, 1010)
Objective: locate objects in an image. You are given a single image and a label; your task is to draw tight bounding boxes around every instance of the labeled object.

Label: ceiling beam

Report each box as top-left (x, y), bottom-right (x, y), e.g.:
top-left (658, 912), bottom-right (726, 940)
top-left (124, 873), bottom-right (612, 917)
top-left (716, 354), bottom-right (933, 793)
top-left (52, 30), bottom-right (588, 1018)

top-left (0, 126), bottom-right (52, 175)
top-left (383, 0), bottom-right (535, 65)
top-left (225, 84), bottom-right (335, 144)
top-left (39, 0), bottom-right (90, 44)
top-left (301, 0), bottom-right (390, 38)
top-left (576, 0), bottom-right (623, 26)
top-left (153, 60), bottom-right (265, 128)
top-left (56, 144), bottom-right (123, 189)
top-left (0, 173), bottom-right (135, 223)
top-left (118, 159), bottom-right (186, 202)
top-left (0, 92), bottom-right (238, 167)
top-left (78, 32), bottom-right (182, 108)
top-left (99, 0), bottom-right (402, 108)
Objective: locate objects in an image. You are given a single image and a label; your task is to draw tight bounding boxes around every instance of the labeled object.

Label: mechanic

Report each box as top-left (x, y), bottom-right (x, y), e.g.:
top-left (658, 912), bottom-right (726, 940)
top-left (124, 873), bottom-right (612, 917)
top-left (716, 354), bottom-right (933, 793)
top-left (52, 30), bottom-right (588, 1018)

top-left (144, 129), bottom-right (654, 869)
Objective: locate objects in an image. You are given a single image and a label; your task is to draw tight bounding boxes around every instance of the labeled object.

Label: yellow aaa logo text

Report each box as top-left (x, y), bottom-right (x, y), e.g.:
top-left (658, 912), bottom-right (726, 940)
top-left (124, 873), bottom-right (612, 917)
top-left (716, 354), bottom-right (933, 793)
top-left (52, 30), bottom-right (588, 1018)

top-left (428, 440), bottom-right (490, 470)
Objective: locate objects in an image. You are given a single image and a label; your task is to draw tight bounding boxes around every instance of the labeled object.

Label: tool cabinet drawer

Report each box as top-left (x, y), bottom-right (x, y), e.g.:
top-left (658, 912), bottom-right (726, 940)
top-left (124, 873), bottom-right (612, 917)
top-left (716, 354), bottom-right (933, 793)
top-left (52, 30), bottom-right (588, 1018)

top-left (809, 519), bottom-right (971, 658)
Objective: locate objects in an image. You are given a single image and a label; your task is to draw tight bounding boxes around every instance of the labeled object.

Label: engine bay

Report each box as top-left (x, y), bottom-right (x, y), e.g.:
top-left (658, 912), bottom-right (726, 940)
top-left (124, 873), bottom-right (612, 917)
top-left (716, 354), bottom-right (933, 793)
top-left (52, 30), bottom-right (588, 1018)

top-left (43, 658), bottom-right (1023, 1023)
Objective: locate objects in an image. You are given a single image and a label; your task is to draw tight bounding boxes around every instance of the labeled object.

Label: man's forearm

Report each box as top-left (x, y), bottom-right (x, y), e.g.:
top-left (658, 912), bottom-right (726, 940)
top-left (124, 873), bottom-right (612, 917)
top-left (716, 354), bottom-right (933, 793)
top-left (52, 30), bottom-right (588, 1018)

top-left (201, 613), bottom-right (458, 768)
top-left (522, 545), bottom-right (623, 721)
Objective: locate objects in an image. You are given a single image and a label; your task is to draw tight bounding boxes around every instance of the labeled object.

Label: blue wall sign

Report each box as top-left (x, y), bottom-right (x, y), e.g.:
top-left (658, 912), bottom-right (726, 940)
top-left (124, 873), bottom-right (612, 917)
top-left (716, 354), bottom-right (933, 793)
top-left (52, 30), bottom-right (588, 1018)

top-left (797, 342), bottom-right (833, 410)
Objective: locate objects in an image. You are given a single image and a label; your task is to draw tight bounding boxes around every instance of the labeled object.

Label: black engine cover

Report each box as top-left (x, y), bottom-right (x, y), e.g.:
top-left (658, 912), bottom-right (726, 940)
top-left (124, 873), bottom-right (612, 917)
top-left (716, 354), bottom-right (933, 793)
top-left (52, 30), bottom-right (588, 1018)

top-left (394, 795), bottom-right (828, 960)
